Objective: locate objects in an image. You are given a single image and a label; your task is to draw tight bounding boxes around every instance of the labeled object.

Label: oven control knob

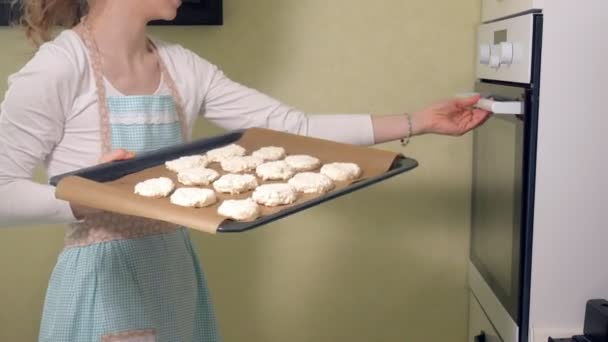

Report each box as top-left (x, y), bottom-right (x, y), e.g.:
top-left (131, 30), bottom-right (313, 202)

top-left (489, 44), bottom-right (501, 69)
top-left (489, 54), bottom-right (500, 69)
top-left (479, 44), bottom-right (491, 64)
top-left (499, 42), bottom-right (514, 65)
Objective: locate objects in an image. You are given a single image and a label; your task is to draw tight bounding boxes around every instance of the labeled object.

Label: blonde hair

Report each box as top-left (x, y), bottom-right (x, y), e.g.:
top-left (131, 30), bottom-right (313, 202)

top-left (16, 0), bottom-right (87, 46)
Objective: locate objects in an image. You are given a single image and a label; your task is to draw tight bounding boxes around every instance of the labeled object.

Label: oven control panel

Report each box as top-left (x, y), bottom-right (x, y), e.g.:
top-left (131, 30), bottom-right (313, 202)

top-left (477, 13), bottom-right (536, 84)
top-left (481, 0), bottom-right (543, 23)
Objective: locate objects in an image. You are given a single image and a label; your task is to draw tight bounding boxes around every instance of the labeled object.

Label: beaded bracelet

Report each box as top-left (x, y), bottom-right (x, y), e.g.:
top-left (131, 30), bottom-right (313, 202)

top-left (400, 112), bottom-right (413, 147)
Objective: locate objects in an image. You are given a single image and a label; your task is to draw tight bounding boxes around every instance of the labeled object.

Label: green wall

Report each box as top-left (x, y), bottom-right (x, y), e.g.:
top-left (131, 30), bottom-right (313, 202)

top-left (0, 1), bottom-right (480, 341)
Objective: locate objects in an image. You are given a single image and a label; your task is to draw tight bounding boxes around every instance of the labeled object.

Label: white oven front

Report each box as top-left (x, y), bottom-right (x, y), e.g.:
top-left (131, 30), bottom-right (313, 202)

top-left (481, 0), bottom-right (544, 23)
top-left (477, 13), bottom-right (539, 84)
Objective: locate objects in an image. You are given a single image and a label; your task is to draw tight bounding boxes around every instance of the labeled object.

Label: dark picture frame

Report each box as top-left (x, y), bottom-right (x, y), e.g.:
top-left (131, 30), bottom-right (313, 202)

top-left (0, 0), bottom-right (18, 26)
top-left (0, 0), bottom-right (223, 26)
top-left (150, 0), bottom-right (223, 26)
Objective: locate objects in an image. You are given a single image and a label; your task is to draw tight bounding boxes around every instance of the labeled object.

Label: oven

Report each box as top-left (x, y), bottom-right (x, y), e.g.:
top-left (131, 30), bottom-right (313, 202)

top-left (468, 12), bottom-right (543, 342)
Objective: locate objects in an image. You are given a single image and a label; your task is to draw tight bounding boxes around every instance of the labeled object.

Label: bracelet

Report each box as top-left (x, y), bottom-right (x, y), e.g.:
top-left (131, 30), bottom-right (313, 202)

top-left (400, 112), bottom-right (413, 147)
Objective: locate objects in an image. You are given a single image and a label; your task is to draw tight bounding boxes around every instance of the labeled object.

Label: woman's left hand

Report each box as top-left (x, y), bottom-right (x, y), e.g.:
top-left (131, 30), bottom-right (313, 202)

top-left (411, 95), bottom-right (491, 136)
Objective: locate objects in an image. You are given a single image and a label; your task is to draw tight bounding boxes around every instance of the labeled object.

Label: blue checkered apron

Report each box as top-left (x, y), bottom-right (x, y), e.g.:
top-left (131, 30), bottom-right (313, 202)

top-left (38, 23), bottom-right (219, 342)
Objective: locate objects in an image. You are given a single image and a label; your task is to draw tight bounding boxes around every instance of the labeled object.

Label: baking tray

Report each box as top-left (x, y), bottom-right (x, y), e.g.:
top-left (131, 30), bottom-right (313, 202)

top-left (49, 130), bottom-right (418, 233)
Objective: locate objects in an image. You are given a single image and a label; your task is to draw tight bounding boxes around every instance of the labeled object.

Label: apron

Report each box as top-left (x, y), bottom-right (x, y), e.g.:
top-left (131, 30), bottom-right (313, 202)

top-left (38, 22), bottom-right (219, 342)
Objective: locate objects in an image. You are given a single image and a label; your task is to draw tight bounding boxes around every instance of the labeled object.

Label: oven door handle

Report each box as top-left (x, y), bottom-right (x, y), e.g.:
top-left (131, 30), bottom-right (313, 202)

top-left (475, 98), bottom-right (523, 115)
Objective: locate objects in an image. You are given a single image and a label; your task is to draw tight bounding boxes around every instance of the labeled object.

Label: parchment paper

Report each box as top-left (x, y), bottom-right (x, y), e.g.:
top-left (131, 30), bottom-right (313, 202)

top-left (56, 128), bottom-right (400, 233)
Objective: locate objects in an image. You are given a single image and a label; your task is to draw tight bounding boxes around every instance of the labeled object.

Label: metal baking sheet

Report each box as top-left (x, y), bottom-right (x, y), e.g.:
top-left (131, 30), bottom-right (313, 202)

top-left (49, 130), bottom-right (418, 233)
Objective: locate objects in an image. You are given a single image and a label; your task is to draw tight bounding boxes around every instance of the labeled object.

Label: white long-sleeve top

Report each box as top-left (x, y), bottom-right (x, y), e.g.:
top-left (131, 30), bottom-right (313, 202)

top-left (0, 30), bottom-right (375, 227)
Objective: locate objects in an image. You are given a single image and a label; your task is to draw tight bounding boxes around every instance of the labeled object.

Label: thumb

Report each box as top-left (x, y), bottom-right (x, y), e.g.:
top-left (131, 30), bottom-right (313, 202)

top-left (454, 94), bottom-right (481, 108)
top-left (99, 149), bottom-right (135, 163)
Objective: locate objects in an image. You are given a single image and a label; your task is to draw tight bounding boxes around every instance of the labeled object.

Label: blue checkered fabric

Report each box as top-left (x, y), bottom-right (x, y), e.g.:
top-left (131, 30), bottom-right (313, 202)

top-left (107, 96), bottom-right (183, 153)
top-left (39, 95), bottom-right (219, 341)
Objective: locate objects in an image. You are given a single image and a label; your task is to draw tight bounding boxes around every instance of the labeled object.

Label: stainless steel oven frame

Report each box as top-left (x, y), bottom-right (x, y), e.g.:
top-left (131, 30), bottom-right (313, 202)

top-left (469, 13), bottom-right (543, 342)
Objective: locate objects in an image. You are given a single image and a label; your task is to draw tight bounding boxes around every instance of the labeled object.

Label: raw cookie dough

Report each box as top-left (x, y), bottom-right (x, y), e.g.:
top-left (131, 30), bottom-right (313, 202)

top-left (251, 146), bottom-right (286, 161)
top-left (320, 162), bottom-right (362, 182)
top-left (206, 144), bottom-right (246, 163)
top-left (218, 198), bottom-right (261, 221)
top-left (170, 188), bottom-right (217, 208)
top-left (288, 172), bottom-right (335, 194)
top-left (256, 160), bottom-right (295, 181)
top-left (284, 155), bottom-right (321, 172)
top-left (134, 177), bottom-right (175, 198)
top-left (213, 174), bottom-right (258, 194)
top-left (252, 183), bottom-right (297, 206)
top-left (177, 167), bottom-right (220, 186)
top-left (165, 155), bottom-right (209, 172)
top-left (220, 156), bottom-right (264, 173)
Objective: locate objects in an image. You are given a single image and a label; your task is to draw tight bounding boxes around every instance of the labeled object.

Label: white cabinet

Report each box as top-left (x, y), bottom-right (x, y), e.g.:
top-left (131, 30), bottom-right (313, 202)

top-left (469, 291), bottom-right (502, 342)
top-left (481, 0), bottom-right (544, 22)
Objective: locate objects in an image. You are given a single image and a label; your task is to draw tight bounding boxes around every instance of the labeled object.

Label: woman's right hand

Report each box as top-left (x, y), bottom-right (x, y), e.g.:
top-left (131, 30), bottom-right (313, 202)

top-left (70, 149), bottom-right (136, 220)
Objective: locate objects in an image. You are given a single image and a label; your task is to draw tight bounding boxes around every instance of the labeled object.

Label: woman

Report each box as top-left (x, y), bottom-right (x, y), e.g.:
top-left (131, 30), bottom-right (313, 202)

top-left (0, 0), bottom-right (489, 341)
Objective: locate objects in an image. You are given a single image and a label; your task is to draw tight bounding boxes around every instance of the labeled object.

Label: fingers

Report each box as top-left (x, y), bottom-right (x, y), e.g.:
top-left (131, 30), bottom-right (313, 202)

top-left (449, 108), bottom-right (490, 136)
top-left (99, 149), bottom-right (136, 163)
top-left (466, 109), bottom-right (491, 131)
top-left (454, 94), bottom-right (481, 109)
top-left (70, 202), bottom-right (102, 220)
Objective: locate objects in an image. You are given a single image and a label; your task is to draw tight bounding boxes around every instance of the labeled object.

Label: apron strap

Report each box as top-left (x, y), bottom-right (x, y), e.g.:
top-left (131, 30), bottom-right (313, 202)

top-left (74, 23), bottom-right (112, 154)
top-left (74, 19), bottom-right (189, 155)
top-left (149, 40), bottom-right (190, 143)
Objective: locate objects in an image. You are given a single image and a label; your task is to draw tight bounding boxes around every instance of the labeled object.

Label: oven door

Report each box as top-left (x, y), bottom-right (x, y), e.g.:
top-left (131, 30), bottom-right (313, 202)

top-left (470, 80), bottom-right (536, 342)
